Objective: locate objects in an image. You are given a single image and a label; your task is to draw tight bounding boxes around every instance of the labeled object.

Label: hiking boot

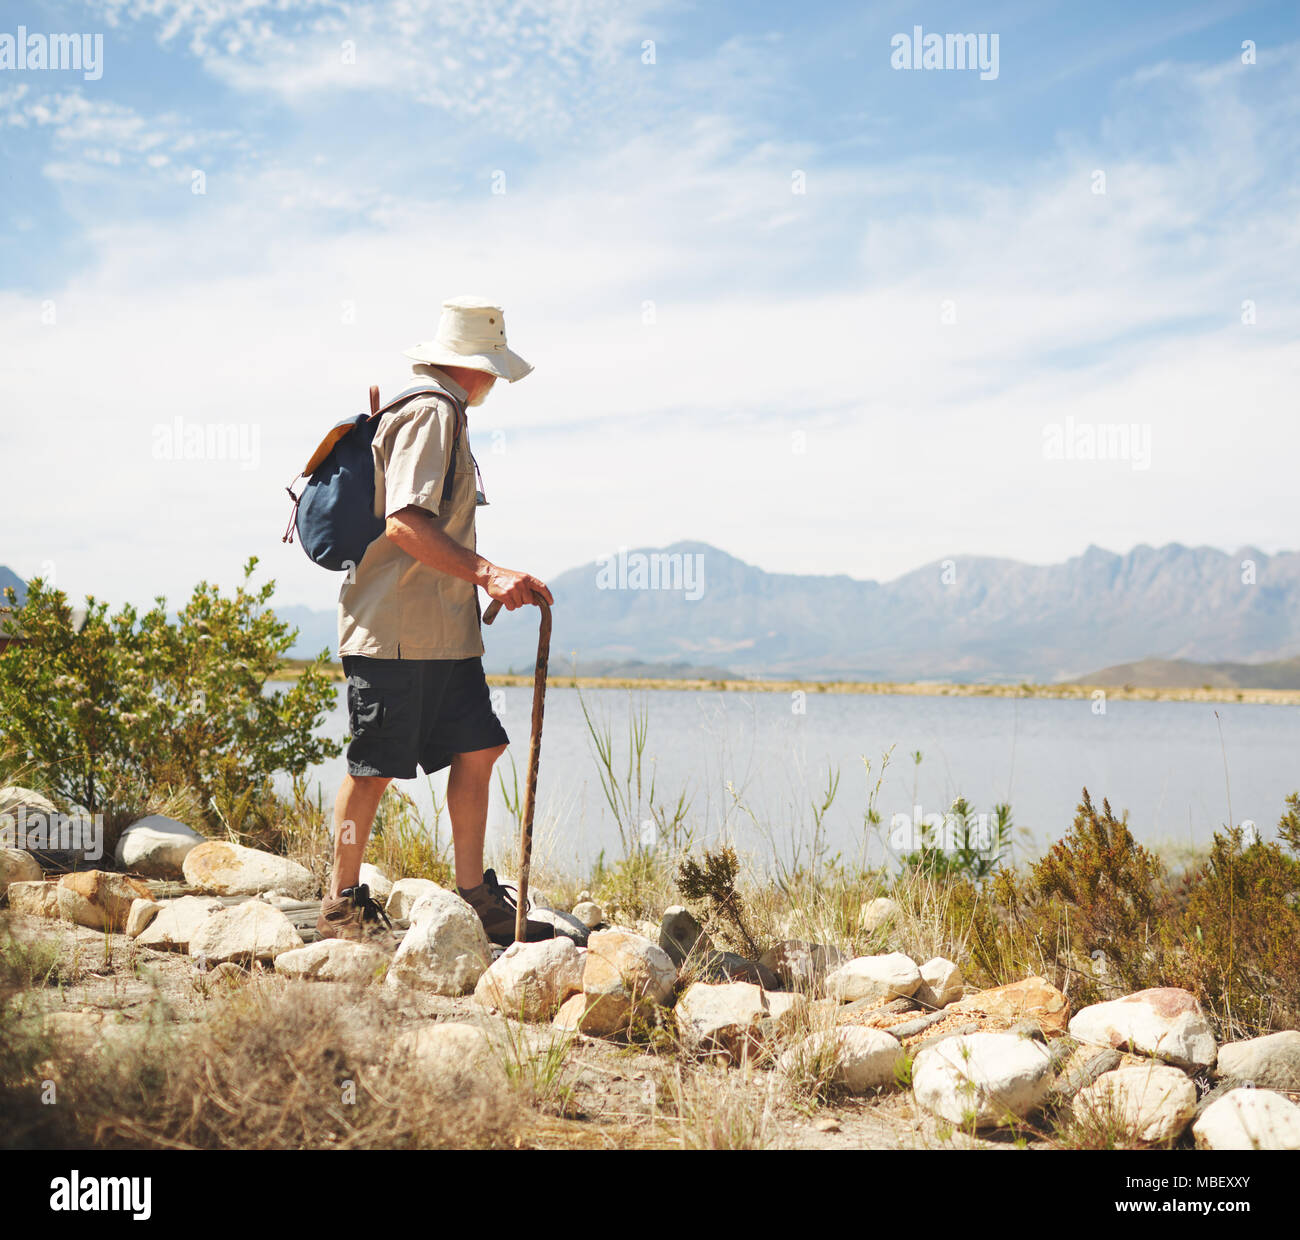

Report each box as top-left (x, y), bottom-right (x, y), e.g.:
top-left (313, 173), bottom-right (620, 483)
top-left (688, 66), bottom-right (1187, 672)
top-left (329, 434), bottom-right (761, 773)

top-left (316, 883), bottom-right (394, 942)
top-left (459, 869), bottom-right (555, 946)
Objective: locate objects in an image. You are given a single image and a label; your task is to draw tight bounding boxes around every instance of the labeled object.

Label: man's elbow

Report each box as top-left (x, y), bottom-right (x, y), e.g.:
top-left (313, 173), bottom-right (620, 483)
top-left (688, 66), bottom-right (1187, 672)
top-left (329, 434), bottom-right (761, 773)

top-left (385, 505), bottom-right (433, 547)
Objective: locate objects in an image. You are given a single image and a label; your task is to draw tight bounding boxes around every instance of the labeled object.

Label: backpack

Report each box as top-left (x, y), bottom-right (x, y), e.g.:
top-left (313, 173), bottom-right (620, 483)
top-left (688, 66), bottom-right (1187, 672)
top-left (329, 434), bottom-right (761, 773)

top-left (282, 382), bottom-right (465, 572)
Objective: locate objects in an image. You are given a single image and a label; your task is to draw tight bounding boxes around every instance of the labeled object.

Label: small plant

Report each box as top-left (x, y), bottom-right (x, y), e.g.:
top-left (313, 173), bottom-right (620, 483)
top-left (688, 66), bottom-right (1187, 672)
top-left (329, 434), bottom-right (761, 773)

top-left (676, 844), bottom-right (761, 959)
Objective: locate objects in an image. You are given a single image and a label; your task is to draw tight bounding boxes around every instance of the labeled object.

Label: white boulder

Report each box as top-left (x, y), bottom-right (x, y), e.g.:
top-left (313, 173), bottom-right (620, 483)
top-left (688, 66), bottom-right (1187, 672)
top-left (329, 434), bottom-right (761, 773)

top-left (825, 952), bottom-right (922, 1003)
top-left (114, 815), bottom-right (205, 879)
top-left (357, 863), bottom-right (393, 901)
top-left (1216, 1031), bottom-right (1300, 1090)
top-left (675, 981), bottom-right (769, 1060)
top-left (916, 956), bottom-right (964, 1007)
top-left (136, 895), bottom-right (225, 951)
top-left (384, 877), bottom-right (444, 922)
top-left (386, 888), bottom-right (492, 996)
top-left (182, 840), bottom-right (315, 900)
top-left (1074, 1065), bottom-right (1198, 1144)
top-left (1069, 988), bottom-right (1217, 1071)
top-left (1192, 1088), bottom-right (1300, 1151)
top-left (188, 899), bottom-right (304, 964)
top-left (474, 937), bottom-right (585, 1021)
top-left (912, 1032), bottom-right (1056, 1129)
top-left (0, 848), bottom-right (42, 894)
top-left (779, 1026), bottom-right (906, 1093)
top-left (274, 938), bottom-right (390, 983)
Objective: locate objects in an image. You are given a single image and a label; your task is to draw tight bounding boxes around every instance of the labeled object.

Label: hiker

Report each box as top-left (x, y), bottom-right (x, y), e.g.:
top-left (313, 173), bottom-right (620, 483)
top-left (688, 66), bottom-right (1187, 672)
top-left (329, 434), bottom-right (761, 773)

top-left (317, 296), bottom-right (556, 945)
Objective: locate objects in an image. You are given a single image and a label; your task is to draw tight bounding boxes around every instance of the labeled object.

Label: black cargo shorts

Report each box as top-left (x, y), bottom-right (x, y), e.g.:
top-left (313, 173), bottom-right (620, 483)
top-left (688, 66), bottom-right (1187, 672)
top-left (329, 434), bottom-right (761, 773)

top-left (342, 655), bottom-right (509, 779)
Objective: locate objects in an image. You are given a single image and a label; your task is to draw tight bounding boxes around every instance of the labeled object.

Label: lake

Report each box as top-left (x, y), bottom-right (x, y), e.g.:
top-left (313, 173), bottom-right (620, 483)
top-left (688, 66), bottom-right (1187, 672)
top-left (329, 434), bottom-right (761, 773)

top-left (279, 684), bottom-right (1300, 878)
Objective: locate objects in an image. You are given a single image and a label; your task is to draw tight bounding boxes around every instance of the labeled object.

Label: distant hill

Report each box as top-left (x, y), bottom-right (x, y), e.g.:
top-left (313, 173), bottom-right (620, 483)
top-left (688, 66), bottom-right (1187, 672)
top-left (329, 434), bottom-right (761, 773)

top-left (0, 565), bottom-right (26, 608)
top-left (1080, 655), bottom-right (1300, 690)
top-left (278, 541), bottom-right (1300, 683)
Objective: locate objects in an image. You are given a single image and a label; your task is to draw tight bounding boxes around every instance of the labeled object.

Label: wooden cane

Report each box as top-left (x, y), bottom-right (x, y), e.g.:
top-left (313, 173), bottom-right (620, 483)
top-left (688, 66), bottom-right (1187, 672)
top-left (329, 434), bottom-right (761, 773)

top-left (482, 595), bottom-right (551, 943)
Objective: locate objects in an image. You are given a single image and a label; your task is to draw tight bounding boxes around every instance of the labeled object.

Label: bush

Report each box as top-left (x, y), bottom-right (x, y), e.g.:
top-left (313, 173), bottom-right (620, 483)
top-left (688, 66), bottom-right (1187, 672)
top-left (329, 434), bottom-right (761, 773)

top-left (958, 790), bottom-right (1173, 1003)
top-left (0, 559), bottom-right (339, 831)
top-left (1174, 795), bottom-right (1300, 1036)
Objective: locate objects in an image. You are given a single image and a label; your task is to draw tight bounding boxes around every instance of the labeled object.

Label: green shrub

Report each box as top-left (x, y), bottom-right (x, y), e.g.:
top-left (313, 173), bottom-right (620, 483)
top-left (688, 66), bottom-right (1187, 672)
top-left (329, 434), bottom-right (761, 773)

top-left (0, 559), bottom-right (339, 830)
top-left (1174, 795), bottom-right (1300, 1036)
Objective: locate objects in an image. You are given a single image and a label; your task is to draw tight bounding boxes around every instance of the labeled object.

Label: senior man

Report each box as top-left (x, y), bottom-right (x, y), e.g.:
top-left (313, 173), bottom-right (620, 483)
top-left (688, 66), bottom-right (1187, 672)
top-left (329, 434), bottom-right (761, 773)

top-left (318, 296), bottom-right (555, 945)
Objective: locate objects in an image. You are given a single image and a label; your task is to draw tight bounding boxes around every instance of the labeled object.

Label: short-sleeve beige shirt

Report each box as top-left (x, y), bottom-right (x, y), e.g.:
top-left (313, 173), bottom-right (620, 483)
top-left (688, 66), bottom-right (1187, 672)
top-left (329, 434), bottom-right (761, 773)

top-left (337, 364), bottom-right (483, 660)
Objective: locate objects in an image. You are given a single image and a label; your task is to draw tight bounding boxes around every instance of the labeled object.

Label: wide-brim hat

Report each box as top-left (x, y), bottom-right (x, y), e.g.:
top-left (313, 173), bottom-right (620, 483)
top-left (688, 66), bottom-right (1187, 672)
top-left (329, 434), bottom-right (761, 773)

top-left (403, 295), bottom-right (533, 382)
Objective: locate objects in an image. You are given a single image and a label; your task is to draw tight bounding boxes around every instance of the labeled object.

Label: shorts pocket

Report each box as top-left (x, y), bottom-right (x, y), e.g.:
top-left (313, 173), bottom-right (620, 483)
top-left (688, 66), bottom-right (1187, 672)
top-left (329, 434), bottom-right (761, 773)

top-left (347, 681), bottom-right (385, 735)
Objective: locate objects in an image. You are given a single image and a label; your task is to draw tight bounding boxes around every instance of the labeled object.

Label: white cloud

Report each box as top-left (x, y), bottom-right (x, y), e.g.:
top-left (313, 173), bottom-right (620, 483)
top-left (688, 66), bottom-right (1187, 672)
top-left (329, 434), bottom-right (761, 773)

top-left (3, 23), bottom-right (1297, 616)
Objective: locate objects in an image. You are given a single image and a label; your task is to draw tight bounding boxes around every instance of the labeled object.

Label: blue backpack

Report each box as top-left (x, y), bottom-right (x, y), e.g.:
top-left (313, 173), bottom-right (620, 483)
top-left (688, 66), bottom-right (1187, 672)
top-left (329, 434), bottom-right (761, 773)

top-left (282, 382), bottom-right (464, 572)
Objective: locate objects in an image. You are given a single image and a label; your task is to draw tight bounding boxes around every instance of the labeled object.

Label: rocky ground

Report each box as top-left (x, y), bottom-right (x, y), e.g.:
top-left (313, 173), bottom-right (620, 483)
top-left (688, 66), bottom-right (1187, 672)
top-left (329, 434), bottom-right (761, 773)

top-left (3, 808), bottom-right (1300, 1150)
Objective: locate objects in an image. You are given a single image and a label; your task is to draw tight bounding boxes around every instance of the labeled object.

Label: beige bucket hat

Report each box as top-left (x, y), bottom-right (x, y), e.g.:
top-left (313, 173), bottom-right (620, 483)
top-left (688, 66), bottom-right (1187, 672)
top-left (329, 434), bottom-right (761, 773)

top-left (403, 295), bottom-right (533, 382)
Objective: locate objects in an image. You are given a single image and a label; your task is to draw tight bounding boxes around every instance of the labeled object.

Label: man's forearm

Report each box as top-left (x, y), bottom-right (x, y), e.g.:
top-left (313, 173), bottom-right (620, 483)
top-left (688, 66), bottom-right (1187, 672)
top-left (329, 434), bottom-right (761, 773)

top-left (385, 509), bottom-right (489, 586)
top-left (385, 506), bottom-right (553, 611)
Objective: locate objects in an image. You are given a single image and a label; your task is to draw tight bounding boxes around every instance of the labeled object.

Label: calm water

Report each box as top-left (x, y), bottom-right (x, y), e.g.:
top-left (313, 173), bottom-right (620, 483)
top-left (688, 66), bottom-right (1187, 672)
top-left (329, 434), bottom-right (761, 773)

top-left (281, 686), bottom-right (1300, 877)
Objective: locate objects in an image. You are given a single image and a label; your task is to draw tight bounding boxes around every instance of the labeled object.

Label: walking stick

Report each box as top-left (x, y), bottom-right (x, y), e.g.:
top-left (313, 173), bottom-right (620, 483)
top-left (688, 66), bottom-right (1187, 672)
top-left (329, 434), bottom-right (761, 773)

top-left (482, 595), bottom-right (551, 943)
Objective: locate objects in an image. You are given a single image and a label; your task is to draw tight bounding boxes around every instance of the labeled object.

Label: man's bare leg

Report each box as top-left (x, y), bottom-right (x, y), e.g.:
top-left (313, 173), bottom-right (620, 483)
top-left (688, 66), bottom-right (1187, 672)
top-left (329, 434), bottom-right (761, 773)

top-left (330, 773), bottom-right (391, 898)
top-left (446, 743), bottom-right (507, 890)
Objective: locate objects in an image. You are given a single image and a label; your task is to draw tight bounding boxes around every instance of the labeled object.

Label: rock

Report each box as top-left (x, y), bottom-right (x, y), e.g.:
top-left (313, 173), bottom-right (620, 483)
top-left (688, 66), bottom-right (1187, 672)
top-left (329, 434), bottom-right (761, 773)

top-left (385, 888), bottom-right (493, 996)
top-left (113, 815), bottom-right (205, 879)
top-left (0, 788), bottom-right (89, 864)
top-left (694, 950), bottom-right (781, 989)
top-left (275, 939), bottom-right (390, 983)
top-left (571, 900), bottom-right (604, 930)
top-left (1215, 1031), bottom-right (1300, 1090)
top-left (357, 863), bottom-right (393, 900)
top-left (553, 993), bottom-right (596, 1033)
top-left (0, 786), bottom-right (58, 819)
top-left (916, 957), bottom-right (963, 1007)
top-left (55, 871), bottom-right (153, 932)
top-left (950, 976), bottom-right (1070, 1033)
top-left (393, 1022), bottom-right (510, 1104)
top-left (578, 929), bottom-right (677, 1036)
top-left (1075, 1065), bottom-right (1198, 1144)
top-left (384, 878), bottom-right (444, 922)
top-left (675, 981), bottom-right (769, 1060)
top-left (912, 1031), bottom-right (1056, 1129)
top-left (182, 840), bottom-right (315, 900)
top-left (1192, 1088), bottom-right (1300, 1150)
top-left (528, 904), bottom-right (591, 946)
top-left (474, 937), bottom-right (585, 1021)
top-left (188, 900), bottom-right (304, 965)
top-left (825, 952), bottom-right (922, 1004)
top-left (765, 991), bottom-right (810, 1032)
top-left (1051, 1047), bottom-right (1124, 1101)
top-left (136, 895), bottom-right (224, 951)
top-left (1069, 988), bottom-right (1217, 1071)
top-left (5, 879), bottom-right (59, 918)
top-left (125, 897), bottom-right (162, 938)
top-left (659, 905), bottom-right (715, 966)
top-left (860, 896), bottom-right (902, 933)
top-left (780, 1026), bottom-right (906, 1093)
top-left (0, 847), bottom-right (42, 894)
top-left (758, 940), bottom-right (847, 991)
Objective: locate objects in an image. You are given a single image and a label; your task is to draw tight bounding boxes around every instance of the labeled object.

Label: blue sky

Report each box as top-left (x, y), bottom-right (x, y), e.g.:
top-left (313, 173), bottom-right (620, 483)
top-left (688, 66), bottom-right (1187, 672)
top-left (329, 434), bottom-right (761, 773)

top-left (2, 0), bottom-right (1298, 610)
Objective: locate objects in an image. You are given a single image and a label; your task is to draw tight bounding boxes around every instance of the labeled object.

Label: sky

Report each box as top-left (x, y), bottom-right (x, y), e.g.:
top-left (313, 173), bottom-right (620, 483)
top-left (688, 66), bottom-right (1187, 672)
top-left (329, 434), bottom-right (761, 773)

top-left (1, 0), bottom-right (1298, 612)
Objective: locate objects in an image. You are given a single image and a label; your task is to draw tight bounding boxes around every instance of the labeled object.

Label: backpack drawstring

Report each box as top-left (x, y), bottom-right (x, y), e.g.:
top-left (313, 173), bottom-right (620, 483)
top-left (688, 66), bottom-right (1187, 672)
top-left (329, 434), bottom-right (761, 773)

top-left (282, 479), bottom-right (302, 545)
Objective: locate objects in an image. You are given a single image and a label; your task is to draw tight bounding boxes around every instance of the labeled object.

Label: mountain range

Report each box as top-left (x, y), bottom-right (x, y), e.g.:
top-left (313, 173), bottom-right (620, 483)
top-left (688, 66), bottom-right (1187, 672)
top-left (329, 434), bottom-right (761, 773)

top-left (6, 542), bottom-right (1299, 684)
top-left (277, 540), bottom-right (1300, 683)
